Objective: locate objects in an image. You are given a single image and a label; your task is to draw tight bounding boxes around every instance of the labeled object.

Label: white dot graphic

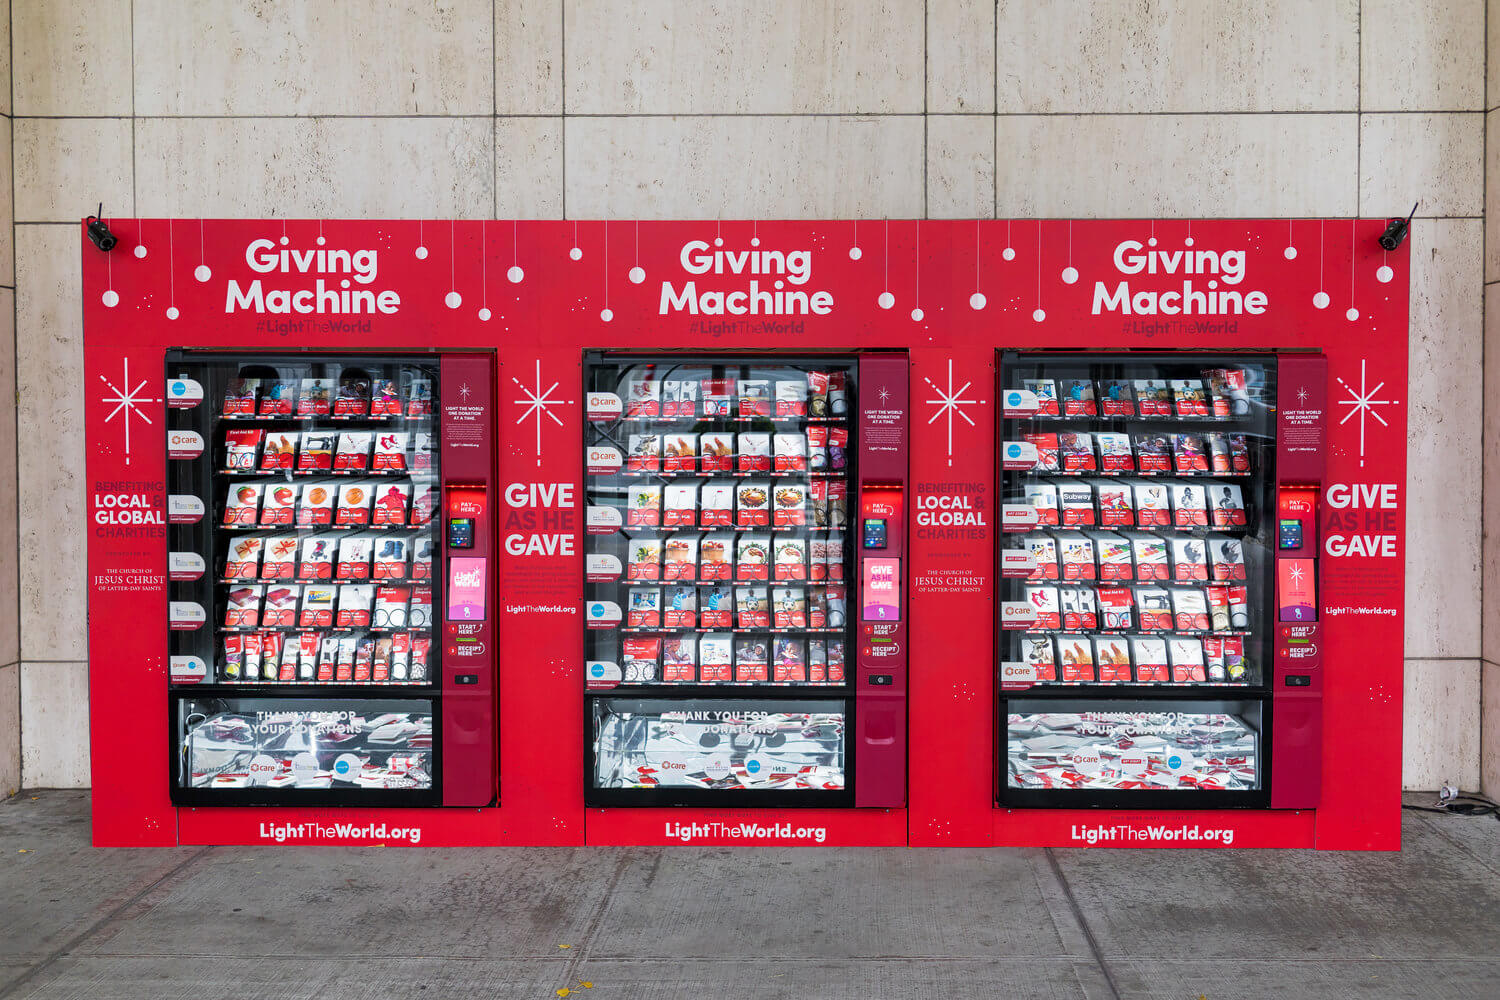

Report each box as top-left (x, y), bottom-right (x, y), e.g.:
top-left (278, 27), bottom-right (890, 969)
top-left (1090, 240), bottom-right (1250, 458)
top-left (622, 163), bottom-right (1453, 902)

top-left (969, 292), bottom-right (986, 310)
top-left (445, 291), bottom-right (461, 308)
top-left (1313, 291), bottom-right (1330, 309)
top-left (713, 238), bottom-right (723, 247)
top-left (600, 308), bottom-right (614, 322)
top-left (1284, 246), bottom-right (1297, 260)
top-left (316, 236), bottom-right (326, 246)
top-left (415, 246), bottom-right (428, 259)
top-left (1061, 266), bottom-right (1079, 284)
top-left (279, 236), bottom-right (289, 246)
top-left (569, 247), bottom-right (583, 261)
top-left (507, 265), bottom-right (524, 283)
top-left (878, 291), bottom-right (894, 309)
top-left (194, 264), bottom-right (211, 282)
top-left (102, 289), bottom-right (120, 307)
top-left (1002, 247), bottom-right (1016, 261)
top-left (1377, 265), bottom-right (1393, 283)
top-left (848, 246), bottom-right (862, 260)
top-left (133, 245), bottom-right (147, 259)
top-left (1032, 308), bottom-right (1046, 322)
top-left (1184, 237), bottom-right (1194, 247)
top-left (1346, 307), bottom-right (1359, 321)
top-left (166, 306), bottom-right (179, 320)
top-left (1148, 237), bottom-right (1157, 247)
top-left (910, 307), bottom-right (924, 321)
top-left (478, 307), bottom-right (492, 321)
top-left (629, 266), bottom-right (645, 284)
top-left (751, 237), bottom-right (760, 246)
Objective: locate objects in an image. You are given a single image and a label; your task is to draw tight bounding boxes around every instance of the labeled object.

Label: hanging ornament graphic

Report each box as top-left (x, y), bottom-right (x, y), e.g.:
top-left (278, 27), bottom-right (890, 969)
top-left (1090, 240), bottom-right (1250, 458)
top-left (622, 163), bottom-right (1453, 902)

top-left (508, 219), bottom-right (524, 284)
top-left (165, 220), bottom-right (179, 319)
top-left (1337, 358), bottom-right (1399, 468)
top-left (969, 220), bottom-right (986, 310)
top-left (415, 218), bottom-right (428, 259)
top-left (910, 220), bottom-right (924, 321)
top-left (316, 219), bottom-right (326, 247)
top-left (512, 360), bottom-right (574, 467)
top-left (444, 221), bottom-right (461, 308)
top-left (877, 221), bottom-right (894, 309)
top-left (1003, 219), bottom-right (1015, 261)
top-left (1313, 220), bottom-right (1329, 308)
top-left (629, 222), bottom-right (645, 283)
top-left (134, 220), bottom-right (147, 259)
top-left (1344, 220), bottom-right (1359, 321)
top-left (570, 220), bottom-right (583, 261)
top-left (1184, 220), bottom-right (1194, 248)
top-left (849, 220), bottom-right (862, 260)
top-left (98, 358), bottom-right (161, 466)
top-left (478, 220), bottom-right (492, 321)
top-left (194, 219), bottom-right (211, 281)
top-left (924, 358), bottom-right (985, 467)
top-left (1032, 223), bottom-right (1045, 322)
top-left (1060, 220), bottom-right (1078, 283)
top-left (102, 234), bottom-right (119, 306)
top-left (1284, 218), bottom-right (1297, 260)
top-left (599, 221), bottom-right (614, 322)
top-left (750, 220), bottom-right (760, 248)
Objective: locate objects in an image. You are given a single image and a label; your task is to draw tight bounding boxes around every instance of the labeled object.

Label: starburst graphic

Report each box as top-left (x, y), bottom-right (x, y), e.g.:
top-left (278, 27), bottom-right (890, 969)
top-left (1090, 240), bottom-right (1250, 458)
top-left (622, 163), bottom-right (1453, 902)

top-left (458, 382), bottom-right (472, 402)
top-left (1289, 563), bottom-right (1304, 586)
top-left (98, 359), bottom-right (161, 466)
top-left (924, 359), bottom-right (986, 467)
top-left (1336, 359), bottom-right (1399, 468)
top-left (1296, 387), bottom-right (1309, 405)
top-left (878, 385), bottom-right (891, 405)
top-left (512, 360), bottom-right (573, 467)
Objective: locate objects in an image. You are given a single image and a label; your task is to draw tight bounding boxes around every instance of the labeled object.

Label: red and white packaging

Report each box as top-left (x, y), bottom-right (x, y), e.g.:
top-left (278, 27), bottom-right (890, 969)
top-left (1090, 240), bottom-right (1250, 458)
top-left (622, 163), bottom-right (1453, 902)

top-left (662, 636), bottom-right (697, 682)
top-left (224, 483), bottom-right (262, 526)
top-left (1059, 536), bottom-right (1096, 581)
top-left (411, 432), bottom-right (434, 472)
top-left (627, 538), bottom-right (662, 581)
top-left (808, 639), bottom-right (828, 683)
top-left (1170, 482), bottom-right (1209, 528)
top-left (1056, 480), bottom-right (1095, 527)
top-left (337, 535), bottom-right (373, 579)
top-left (773, 537), bottom-right (807, 581)
top-left (700, 432), bottom-right (734, 473)
top-left (316, 636), bottom-right (338, 681)
top-left (663, 484), bottom-right (697, 527)
top-left (627, 485), bottom-right (662, 527)
top-left (1228, 434), bottom-right (1251, 473)
top-left (827, 480), bottom-right (848, 529)
top-left (827, 639), bottom-right (846, 683)
top-left (734, 637), bottom-right (768, 683)
top-left (1206, 585), bottom-right (1232, 632)
top-left (374, 536), bottom-right (408, 579)
top-left (408, 586), bottom-right (432, 629)
top-left (334, 432), bottom-right (372, 472)
top-left (372, 431), bottom-right (408, 472)
top-left (277, 631), bottom-right (300, 681)
top-left (806, 371), bottom-right (831, 417)
top-left (736, 534), bottom-right (771, 582)
top-left (699, 585), bottom-right (732, 628)
top-left (225, 586), bottom-right (262, 627)
top-left (297, 535), bottom-right (335, 580)
top-left (334, 635), bottom-right (357, 682)
top-left (260, 431), bottom-right (297, 471)
top-left (700, 483), bottom-right (733, 527)
top-left (624, 378), bottom-right (661, 418)
top-left (371, 378), bottom-right (402, 417)
top-left (1228, 585), bottom-right (1250, 630)
top-left (699, 633), bottom-right (733, 683)
top-left (352, 638), bottom-right (374, 682)
top-left (806, 425), bottom-right (829, 472)
top-left (298, 587), bottom-right (337, 626)
top-left (827, 424), bottom-right (848, 472)
top-left (827, 373), bottom-right (849, 419)
top-left (1204, 636), bottom-right (1227, 681)
top-left (337, 584), bottom-right (374, 628)
top-left (737, 379), bottom-right (772, 418)
top-left (1131, 637), bottom-right (1169, 682)
top-left (375, 586), bottom-right (410, 628)
top-left (411, 483), bottom-right (435, 526)
top-left (1172, 434), bottom-right (1209, 473)
top-left (773, 483), bottom-right (807, 527)
top-left (334, 380), bottom-right (370, 417)
top-left (627, 587), bottom-right (661, 628)
top-left (296, 482), bottom-right (335, 526)
top-left (1089, 531), bottom-right (1133, 581)
top-left (259, 483), bottom-right (298, 526)
top-left (298, 633), bottom-right (320, 681)
top-left (663, 433), bottom-right (696, 473)
top-left (1171, 379), bottom-right (1210, 417)
top-left (389, 631), bottom-right (411, 681)
top-left (1060, 587), bottom-right (1097, 630)
top-left (808, 587), bottom-right (829, 628)
top-left (627, 433), bottom-right (662, 473)
top-left (1126, 532), bottom-right (1169, 581)
top-left (824, 534), bottom-right (844, 581)
top-left (226, 536), bottom-right (262, 579)
top-left (776, 380), bottom-right (808, 417)
top-left (774, 433), bottom-right (807, 473)
top-left (1057, 635), bottom-right (1095, 683)
top-left (1022, 636), bottom-right (1056, 682)
top-left (410, 635), bottom-right (431, 682)
top-left (737, 481), bottom-right (771, 527)
top-left (1209, 536), bottom-right (1246, 581)
top-left (1205, 433), bottom-right (1232, 473)
top-left (1096, 432), bottom-right (1133, 472)
top-left (773, 587), bottom-right (807, 629)
top-left (737, 433), bottom-right (772, 473)
top-left (1092, 480), bottom-right (1132, 526)
top-left (773, 637), bottom-right (807, 683)
top-left (1097, 587), bottom-right (1134, 629)
top-left (335, 482), bottom-right (372, 526)
top-left (1024, 433), bottom-right (1059, 472)
top-left (623, 637), bottom-right (660, 683)
top-left (1059, 433), bottom-right (1096, 472)
top-left (1169, 637), bottom-right (1207, 681)
top-left (371, 482), bottom-right (410, 526)
top-left (372, 637), bottom-right (393, 683)
top-left (809, 537), bottom-right (830, 582)
top-left (1060, 379), bottom-right (1097, 417)
top-left (411, 536), bottom-right (433, 580)
top-left (662, 535), bottom-right (698, 581)
top-left (1171, 537), bottom-right (1209, 581)
top-left (1026, 534), bottom-right (1059, 581)
top-left (1025, 585), bottom-right (1061, 629)
top-left (297, 432), bottom-right (335, 472)
top-left (1133, 433), bottom-right (1172, 473)
top-left (1095, 635), bottom-right (1132, 682)
top-left (223, 378), bottom-right (259, 416)
top-left (1132, 481), bottom-right (1171, 527)
top-left (664, 586), bottom-right (697, 628)
top-left (406, 378), bottom-right (434, 419)
top-left (1210, 483), bottom-right (1246, 527)
top-left (241, 631), bottom-right (264, 680)
top-left (701, 378), bottom-right (734, 418)
top-left (699, 535), bottom-right (732, 581)
top-left (735, 586), bottom-right (770, 628)
top-left (262, 585), bottom-right (299, 627)
top-left (1171, 588), bottom-right (1210, 631)
top-left (224, 428), bottom-right (263, 471)
top-left (1135, 587), bottom-right (1173, 630)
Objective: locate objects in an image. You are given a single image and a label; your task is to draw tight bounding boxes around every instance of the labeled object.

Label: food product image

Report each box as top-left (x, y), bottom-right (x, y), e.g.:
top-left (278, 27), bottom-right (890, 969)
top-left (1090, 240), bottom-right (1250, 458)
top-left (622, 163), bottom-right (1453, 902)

top-left (773, 483), bottom-right (807, 527)
top-left (663, 535), bottom-right (698, 581)
top-left (224, 483), bottom-right (262, 525)
top-left (627, 485), bottom-right (662, 527)
top-left (1095, 636), bottom-right (1132, 682)
top-left (628, 538), bottom-right (663, 581)
top-left (736, 535), bottom-right (771, 581)
top-left (259, 483), bottom-right (297, 526)
top-left (774, 537), bottom-right (807, 581)
top-left (664, 484), bottom-right (698, 527)
top-left (1057, 635), bottom-right (1095, 682)
top-left (699, 535), bottom-right (732, 581)
top-left (700, 432), bottom-right (734, 473)
top-left (736, 481), bottom-right (771, 527)
top-left (663, 433), bottom-right (697, 473)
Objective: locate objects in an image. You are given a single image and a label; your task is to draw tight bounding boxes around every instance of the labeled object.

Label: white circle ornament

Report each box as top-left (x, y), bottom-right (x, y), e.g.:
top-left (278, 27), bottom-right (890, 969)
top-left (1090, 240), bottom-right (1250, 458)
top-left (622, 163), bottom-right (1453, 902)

top-left (1284, 246), bottom-right (1298, 260)
top-left (1002, 246), bottom-right (1015, 261)
top-left (1032, 308), bottom-right (1046, 322)
top-left (507, 265), bottom-right (524, 283)
top-left (1346, 307), bottom-right (1360, 321)
top-left (194, 264), bottom-right (211, 282)
top-left (133, 245), bottom-right (147, 259)
top-left (478, 307), bottom-right (492, 321)
top-left (969, 292), bottom-right (987, 310)
top-left (751, 237), bottom-right (760, 247)
top-left (102, 289), bottom-right (119, 307)
top-left (1377, 265), bottom-right (1393, 283)
top-left (1061, 266), bottom-right (1079, 284)
top-left (569, 246), bottom-right (583, 261)
top-left (848, 246), bottom-right (862, 260)
top-left (600, 308), bottom-right (613, 322)
top-left (445, 291), bottom-right (462, 308)
top-left (415, 245), bottom-right (428, 259)
top-left (910, 307), bottom-right (924, 321)
top-left (166, 306), bottom-right (179, 320)
top-left (714, 237), bottom-right (723, 247)
top-left (279, 236), bottom-right (289, 246)
top-left (629, 266), bottom-right (645, 284)
top-left (878, 291), bottom-right (895, 309)
top-left (1313, 291), bottom-right (1330, 309)
top-left (316, 236), bottom-right (326, 246)
top-left (1184, 237), bottom-right (1194, 247)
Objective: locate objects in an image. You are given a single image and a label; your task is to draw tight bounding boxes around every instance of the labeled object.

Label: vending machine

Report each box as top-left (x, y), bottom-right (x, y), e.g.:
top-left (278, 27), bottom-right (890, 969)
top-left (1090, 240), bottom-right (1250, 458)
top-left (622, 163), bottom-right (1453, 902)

top-left (161, 352), bottom-right (496, 806)
top-left (580, 353), bottom-right (908, 808)
top-left (996, 353), bottom-right (1322, 808)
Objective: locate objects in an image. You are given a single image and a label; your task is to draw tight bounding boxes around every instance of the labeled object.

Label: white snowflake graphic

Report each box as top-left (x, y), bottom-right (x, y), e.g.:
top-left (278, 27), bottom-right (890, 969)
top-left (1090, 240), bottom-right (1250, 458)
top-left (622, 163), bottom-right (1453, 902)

top-left (512, 360), bottom-right (574, 467)
top-left (1289, 563), bottom-right (1304, 586)
top-left (878, 385), bottom-right (891, 405)
top-left (98, 358), bottom-right (161, 466)
top-left (1296, 386), bottom-right (1309, 405)
top-left (1336, 359), bottom-right (1400, 468)
top-left (924, 359), bottom-right (986, 467)
top-left (458, 382), bottom-right (472, 402)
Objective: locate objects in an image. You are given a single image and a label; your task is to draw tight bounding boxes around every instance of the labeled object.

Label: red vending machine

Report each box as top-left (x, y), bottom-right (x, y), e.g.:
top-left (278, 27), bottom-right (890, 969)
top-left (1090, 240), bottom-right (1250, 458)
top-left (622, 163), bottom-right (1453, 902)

top-left (580, 353), bottom-right (908, 808)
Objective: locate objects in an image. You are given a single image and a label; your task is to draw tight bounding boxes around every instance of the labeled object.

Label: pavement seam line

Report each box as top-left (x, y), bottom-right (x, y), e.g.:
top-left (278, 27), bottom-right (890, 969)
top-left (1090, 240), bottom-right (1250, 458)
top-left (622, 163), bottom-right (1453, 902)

top-left (0, 845), bottom-right (215, 1000)
top-left (553, 849), bottom-right (637, 991)
top-left (1045, 849), bottom-right (1123, 1000)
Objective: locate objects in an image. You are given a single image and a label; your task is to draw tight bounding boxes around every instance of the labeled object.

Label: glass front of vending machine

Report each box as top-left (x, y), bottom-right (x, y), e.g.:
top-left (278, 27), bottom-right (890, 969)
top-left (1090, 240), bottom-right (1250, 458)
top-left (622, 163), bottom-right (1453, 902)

top-left (163, 352), bottom-right (496, 806)
top-left (582, 353), bottom-right (909, 808)
top-left (997, 353), bottom-right (1279, 808)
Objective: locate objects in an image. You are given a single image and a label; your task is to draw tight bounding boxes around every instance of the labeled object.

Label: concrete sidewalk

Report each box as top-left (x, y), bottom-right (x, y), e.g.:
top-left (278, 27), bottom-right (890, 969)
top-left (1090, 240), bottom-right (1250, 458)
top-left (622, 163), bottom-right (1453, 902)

top-left (1, 793), bottom-right (1496, 999)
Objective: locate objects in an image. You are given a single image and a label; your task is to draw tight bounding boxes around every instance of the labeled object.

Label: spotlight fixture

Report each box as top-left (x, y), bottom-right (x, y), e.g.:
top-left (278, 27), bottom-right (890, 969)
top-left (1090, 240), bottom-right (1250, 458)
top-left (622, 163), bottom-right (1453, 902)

top-left (1378, 202), bottom-right (1417, 252)
top-left (85, 203), bottom-right (117, 252)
